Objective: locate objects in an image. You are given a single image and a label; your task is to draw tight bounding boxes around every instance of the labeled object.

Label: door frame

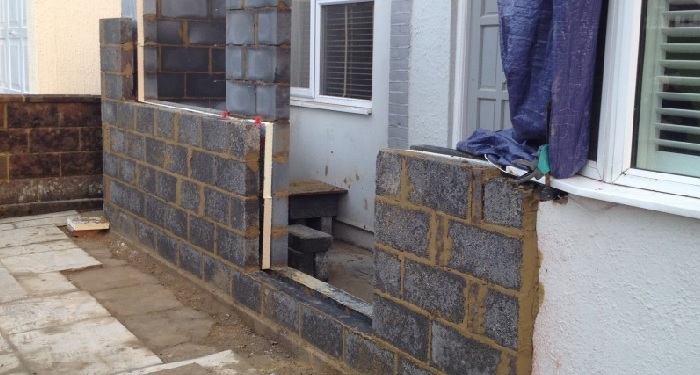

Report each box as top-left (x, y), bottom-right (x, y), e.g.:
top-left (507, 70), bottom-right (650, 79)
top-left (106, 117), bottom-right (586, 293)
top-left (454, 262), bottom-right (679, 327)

top-left (0, 0), bottom-right (29, 94)
top-left (450, 0), bottom-right (471, 147)
top-left (451, 0), bottom-right (507, 147)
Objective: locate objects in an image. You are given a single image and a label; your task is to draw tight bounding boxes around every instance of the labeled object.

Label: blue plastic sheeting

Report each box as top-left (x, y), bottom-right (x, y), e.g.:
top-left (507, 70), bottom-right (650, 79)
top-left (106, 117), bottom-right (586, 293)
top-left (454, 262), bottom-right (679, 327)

top-left (549, 0), bottom-right (604, 177)
top-left (498, 0), bottom-right (554, 145)
top-left (457, 0), bottom-right (603, 179)
top-left (457, 129), bottom-right (539, 168)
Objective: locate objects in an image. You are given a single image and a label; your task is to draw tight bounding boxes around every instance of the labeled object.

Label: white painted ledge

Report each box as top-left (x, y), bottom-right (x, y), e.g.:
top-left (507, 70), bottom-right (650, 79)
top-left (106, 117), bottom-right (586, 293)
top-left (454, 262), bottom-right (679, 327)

top-left (550, 175), bottom-right (700, 221)
top-left (290, 98), bottom-right (372, 115)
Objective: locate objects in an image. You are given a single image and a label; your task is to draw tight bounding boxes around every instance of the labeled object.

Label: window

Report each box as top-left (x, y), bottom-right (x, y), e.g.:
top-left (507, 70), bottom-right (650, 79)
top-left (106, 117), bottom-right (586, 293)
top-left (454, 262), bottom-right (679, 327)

top-left (636, 0), bottom-right (700, 179)
top-left (291, 0), bottom-right (374, 110)
top-left (568, 0), bottom-right (700, 205)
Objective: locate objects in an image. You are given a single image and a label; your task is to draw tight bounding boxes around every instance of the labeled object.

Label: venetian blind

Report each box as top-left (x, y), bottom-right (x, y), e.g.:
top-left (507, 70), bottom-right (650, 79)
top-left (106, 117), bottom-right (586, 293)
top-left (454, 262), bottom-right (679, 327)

top-left (320, 2), bottom-right (374, 101)
top-left (637, 0), bottom-right (700, 178)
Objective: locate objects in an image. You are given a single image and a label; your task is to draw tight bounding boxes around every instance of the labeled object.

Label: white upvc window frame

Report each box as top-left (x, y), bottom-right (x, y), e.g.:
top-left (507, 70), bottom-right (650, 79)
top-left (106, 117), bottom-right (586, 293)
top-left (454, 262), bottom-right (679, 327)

top-left (452, 0), bottom-right (700, 219)
top-left (586, 0), bottom-right (700, 200)
top-left (290, 0), bottom-right (374, 114)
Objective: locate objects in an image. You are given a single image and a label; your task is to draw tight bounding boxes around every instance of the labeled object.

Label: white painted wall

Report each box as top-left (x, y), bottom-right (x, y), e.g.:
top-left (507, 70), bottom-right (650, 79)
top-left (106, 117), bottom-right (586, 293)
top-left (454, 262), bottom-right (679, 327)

top-left (406, 0), bottom-right (453, 147)
top-left (26, 0), bottom-right (121, 95)
top-left (534, 196), bottom-right (700, 375)
top-left (289, 0), bottom-right (391, 233)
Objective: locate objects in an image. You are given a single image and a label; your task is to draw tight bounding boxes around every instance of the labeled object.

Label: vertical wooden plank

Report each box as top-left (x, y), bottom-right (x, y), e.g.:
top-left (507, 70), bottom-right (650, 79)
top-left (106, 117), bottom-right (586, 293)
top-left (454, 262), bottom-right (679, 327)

top-left (261, 124), bottom-right (274, 270)
top-left (136, 0), bottom-right (145, 102)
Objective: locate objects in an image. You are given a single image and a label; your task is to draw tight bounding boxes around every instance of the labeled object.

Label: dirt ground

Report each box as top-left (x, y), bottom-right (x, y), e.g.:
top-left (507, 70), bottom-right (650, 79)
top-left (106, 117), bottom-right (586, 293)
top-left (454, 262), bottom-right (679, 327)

top-left (67, 228), bottom-right (328, 375)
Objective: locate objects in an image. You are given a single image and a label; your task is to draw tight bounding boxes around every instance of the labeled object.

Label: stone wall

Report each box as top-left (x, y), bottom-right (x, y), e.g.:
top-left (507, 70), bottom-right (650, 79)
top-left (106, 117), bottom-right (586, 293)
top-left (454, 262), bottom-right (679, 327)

top-left (0, 95), bottom-right (103, 217)
top-left (372, 149), bottom-right (540, 374)
top-left (143, 0), bottom-right (226, 108)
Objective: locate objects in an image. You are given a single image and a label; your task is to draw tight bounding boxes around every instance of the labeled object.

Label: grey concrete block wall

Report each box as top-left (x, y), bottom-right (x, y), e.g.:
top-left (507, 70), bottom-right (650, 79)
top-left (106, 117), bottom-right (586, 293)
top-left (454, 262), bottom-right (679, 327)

top-left (225, 2), bottom-right (290, 121)
top-left (97, 11), bottom-right (545, 375)
top-left (143, 0), bottom-right (225, 105)
top-left (102, 98), bottom-right (264, 273)
top-left (102, 19), bottom-right (263, 285)
top-left (101, 31), bottom-right (547, 373)
top-left (373, 149), bottom-right (541, 375)
top-left (100, 18), bottom-right (135, 100)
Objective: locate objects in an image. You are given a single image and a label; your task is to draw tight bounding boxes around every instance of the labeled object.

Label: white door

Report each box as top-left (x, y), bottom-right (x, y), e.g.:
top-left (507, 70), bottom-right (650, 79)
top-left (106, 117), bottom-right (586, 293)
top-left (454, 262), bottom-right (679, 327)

top-left (0, 0), bottom-right (29, 94)
top-left (464, 0), bottom-right (510, 135)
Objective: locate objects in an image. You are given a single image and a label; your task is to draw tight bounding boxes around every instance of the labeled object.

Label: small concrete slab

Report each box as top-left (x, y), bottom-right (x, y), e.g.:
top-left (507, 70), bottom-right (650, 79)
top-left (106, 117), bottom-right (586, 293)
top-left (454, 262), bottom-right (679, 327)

top-left (114, 350), bottom-right (240, 375)
top-left (69, 266), bottom-right (157, 293)
top-left (94, 283), bottom-right (181, 316)
top-left (16, 272), bottom-right (77, 298)
top-left (154, 343), bottom-right (220, 363)
top-left (0, 225), bottom-right (67, 248)
top-left (0, 247), bottom-right (102, 275)
top-left (150, 363), bottom-right (212, 375)
top-left (74, 246), bottom-right (128, 267)
top-left (0, 291), bottom-right (110, 334)
top-left (0, 240), bottom-right (79, 259)
top-left (0, 210), bottom-right (78, 226)
top-left (0, 267), bottom-right (26, 304)
top-left (9, 317), bottom-right (161, 375)
top-left (121, 308), bottom-right (214, 350)
top-left (0, 353), bottom-right (23, 374)
top-left (0, 335), bottom-right (11, 354)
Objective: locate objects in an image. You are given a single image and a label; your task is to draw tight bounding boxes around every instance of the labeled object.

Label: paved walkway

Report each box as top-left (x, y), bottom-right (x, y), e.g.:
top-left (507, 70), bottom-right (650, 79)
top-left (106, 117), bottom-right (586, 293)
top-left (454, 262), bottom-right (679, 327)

top-left (0, 211), bottom-right (249, 375)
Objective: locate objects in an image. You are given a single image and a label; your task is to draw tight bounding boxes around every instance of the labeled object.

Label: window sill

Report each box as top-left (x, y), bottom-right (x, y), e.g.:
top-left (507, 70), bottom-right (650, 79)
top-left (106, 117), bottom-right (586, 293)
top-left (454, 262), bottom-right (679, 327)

top-left (290, 98), bottom-right (372, 115)
top-left (550, 175), bottom-right (700, 220)
top-left (502, 164), bottom-right (700, 220)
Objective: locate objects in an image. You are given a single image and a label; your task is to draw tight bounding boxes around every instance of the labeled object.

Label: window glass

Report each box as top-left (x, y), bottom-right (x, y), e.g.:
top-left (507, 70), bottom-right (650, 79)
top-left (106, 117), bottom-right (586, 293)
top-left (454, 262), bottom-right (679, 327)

top-left (320, 2), bottom-right (373, 100)
top-left (636, 0), bottom-right (700, 178)
top-left (291, 0), bottom-right (311, 88)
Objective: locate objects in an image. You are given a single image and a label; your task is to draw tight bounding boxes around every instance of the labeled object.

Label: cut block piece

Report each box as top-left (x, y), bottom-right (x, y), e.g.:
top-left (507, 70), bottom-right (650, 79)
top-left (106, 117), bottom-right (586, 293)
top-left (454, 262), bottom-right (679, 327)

top-left (288, 224), bottom-right (332, 254)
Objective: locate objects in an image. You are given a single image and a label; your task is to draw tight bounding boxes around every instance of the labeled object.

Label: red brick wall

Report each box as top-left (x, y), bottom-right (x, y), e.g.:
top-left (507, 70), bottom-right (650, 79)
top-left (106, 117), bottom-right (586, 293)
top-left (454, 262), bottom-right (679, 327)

top-left (0, 95), bottom-right (104, 217)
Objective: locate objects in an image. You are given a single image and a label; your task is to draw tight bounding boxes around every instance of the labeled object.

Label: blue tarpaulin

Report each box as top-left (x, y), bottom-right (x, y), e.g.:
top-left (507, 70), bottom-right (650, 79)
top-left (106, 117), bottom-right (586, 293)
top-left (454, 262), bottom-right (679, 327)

top-left (457, 0), bottom-right (603, 179)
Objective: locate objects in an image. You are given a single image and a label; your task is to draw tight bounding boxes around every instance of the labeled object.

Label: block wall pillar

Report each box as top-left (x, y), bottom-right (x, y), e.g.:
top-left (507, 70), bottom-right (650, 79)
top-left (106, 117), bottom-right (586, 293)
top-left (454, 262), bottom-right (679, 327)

top-left (225, 0), bottom-right (291, 121)
top-left (99, 18), bottom-right (135, 101)
top-left (373, 149), bottom-right (541, 375)
top-left (226, 1), bottom-right (291, 269)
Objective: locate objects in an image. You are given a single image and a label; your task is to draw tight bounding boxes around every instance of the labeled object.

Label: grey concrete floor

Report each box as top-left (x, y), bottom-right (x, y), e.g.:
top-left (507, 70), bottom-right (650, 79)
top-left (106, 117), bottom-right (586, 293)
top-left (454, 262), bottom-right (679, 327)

top-left (326, 242), bottom-right (374, 304)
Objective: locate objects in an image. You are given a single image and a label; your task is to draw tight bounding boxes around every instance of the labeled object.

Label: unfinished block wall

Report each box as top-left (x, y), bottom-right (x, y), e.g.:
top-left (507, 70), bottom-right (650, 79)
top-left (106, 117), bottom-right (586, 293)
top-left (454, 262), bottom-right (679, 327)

top-left (143, 0), bottom-right (226, 108)
top-left (101, 11), bottom-right (539, 375)
top-left (372, 149), bottom-right (540, 375)
top-left (225, 0), bottom-right (290, 120)
top-left (0, 96), bottom-right (103, 217)
top-left (101, 18), bottom-right (262, 289)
